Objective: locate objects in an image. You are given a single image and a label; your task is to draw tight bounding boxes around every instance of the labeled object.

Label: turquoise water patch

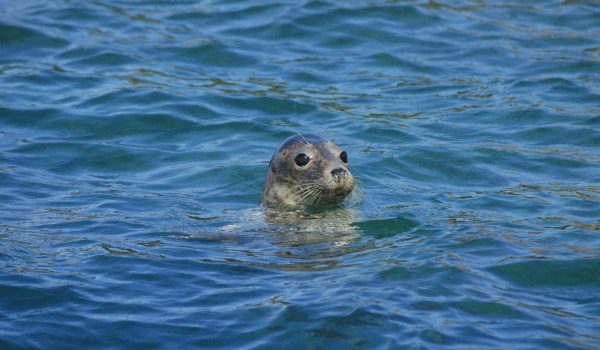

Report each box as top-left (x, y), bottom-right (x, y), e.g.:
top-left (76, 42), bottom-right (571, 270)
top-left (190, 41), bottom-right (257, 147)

top-left (353, 216), bottom-right (418, 238)
top-left (490, 259), bottom-right (600, 287)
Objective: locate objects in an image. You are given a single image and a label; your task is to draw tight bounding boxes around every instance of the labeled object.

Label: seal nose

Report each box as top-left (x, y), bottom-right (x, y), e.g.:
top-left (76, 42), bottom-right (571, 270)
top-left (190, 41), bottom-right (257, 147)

top-left (331, 168), bottom-right (347, 182)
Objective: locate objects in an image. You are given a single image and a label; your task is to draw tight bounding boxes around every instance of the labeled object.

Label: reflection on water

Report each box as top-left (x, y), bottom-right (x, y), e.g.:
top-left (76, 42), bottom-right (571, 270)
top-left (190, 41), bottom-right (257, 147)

top-left (179, 206), bottom-right (368, 271)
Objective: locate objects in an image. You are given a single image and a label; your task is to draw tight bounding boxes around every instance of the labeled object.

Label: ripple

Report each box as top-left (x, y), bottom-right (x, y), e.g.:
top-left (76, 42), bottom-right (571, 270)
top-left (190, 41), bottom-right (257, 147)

top-left (68, 52), bottom-right (140, 67)
top-left (296, 4), bottom-right (440, 28)
top-left (0, 24), bottom-right (69, 58)
top-left (367, 53), bottom-right (441, 74)
top-left (489, 259), bottom-right (600, 287)
top-left (77, 89), bottom-right (187, 110)
top-left (202, 95), bottom-right (317, 115)
top-left (352, 216), bottom-right (418, 238)
top-left (168, 42), bottom-right (258, 68)
top-left (224, 20), bottom-right (319, 42)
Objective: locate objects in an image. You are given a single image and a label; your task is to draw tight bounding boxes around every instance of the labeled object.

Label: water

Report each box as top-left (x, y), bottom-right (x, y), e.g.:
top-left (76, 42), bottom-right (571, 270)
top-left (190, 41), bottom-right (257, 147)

top-left (1, 0), bottom-right (599, 348)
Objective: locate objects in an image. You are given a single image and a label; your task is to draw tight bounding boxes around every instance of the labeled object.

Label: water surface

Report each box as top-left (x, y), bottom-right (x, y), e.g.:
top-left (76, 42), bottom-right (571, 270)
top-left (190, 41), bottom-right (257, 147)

top-left (1, 1), bottom-right (600, 349)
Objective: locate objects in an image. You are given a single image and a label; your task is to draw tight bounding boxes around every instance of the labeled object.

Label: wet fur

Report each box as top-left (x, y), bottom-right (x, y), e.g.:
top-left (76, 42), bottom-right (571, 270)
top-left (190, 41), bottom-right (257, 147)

top-left (262, 134), bottom-right (355, 208)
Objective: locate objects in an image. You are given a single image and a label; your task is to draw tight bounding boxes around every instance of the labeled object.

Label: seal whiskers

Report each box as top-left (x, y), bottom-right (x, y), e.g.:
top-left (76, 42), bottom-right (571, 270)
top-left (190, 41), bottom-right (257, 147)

top-left (291, 181), bottom-right (324, 207)
top-left (262, 134), bottom-right (355, 208)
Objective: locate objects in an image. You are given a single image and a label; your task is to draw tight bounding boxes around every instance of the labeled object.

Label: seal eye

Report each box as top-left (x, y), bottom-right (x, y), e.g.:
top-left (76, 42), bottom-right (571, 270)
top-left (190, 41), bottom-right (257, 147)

top-left (340, 151), bottom-right (348, 164)
top-left (294, 153), bottom-right (310, 167)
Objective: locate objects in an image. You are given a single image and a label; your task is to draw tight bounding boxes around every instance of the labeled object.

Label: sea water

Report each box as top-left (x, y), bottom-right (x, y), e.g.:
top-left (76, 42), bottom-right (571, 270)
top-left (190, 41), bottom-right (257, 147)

top-left (1, 1), bottom-right (599, 349)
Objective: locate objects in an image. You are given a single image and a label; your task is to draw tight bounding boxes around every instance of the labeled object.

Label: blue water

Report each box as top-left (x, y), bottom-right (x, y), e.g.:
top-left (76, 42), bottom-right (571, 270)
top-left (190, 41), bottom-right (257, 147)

top-left (1, 1), bottom-right (600, 349)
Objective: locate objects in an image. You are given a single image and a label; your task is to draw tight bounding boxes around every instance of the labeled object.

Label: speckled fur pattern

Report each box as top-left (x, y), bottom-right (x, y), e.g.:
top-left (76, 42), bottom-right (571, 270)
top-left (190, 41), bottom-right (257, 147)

top-left (262, 134), bottom-right (354, 208)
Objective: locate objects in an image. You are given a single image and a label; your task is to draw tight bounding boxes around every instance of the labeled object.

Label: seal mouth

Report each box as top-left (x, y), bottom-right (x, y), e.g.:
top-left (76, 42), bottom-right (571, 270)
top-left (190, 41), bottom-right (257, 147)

top-left (315, 189), bottom-right (353, 206)
top-left (291, 180), bottom-right (354, 207)
top-left (261, 134), bottom-right (357, 208)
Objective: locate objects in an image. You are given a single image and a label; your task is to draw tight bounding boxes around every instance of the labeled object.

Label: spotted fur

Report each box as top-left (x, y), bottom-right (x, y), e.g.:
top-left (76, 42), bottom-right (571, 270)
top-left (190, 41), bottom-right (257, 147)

top-left (262, 134), bottom-right (355, 207)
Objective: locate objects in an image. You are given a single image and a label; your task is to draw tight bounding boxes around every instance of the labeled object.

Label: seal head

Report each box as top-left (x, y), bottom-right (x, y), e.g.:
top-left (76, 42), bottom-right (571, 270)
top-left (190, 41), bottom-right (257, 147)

top-left (262, 134), bottom-right (355, 207)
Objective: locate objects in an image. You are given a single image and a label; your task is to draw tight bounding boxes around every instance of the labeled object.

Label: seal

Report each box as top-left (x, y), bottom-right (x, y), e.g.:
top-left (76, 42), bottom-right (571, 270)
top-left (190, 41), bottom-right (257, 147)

top-left (262, 134), bottom-right (355, 208)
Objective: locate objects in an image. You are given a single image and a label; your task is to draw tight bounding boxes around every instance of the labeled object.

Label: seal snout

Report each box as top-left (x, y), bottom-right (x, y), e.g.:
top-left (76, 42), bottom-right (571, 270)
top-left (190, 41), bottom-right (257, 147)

top-left (262, 134), bottom-right (355, 207)
top-left (331, 168), bottom-right (348, 183)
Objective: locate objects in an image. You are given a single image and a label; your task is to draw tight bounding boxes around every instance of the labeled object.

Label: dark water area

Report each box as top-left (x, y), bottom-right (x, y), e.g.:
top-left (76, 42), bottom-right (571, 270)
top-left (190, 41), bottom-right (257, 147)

top-left (1, 1), bottom-right (600, 349)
